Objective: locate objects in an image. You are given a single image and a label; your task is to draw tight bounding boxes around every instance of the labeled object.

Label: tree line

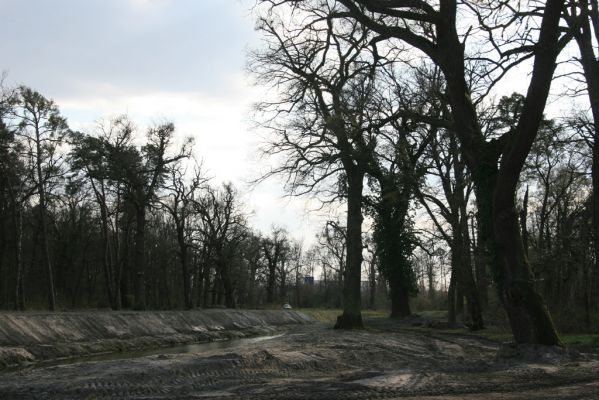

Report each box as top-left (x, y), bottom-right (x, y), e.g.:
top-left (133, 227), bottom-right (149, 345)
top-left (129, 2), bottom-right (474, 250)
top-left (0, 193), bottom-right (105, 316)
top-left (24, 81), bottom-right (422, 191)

top-left (1, 84), bottom-right (383, 312)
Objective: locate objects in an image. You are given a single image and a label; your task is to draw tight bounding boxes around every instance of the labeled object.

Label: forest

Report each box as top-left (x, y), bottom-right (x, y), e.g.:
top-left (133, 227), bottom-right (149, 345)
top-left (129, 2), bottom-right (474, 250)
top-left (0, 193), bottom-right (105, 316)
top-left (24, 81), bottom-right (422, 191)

top-left (0, 0), bottom-right (598, 348)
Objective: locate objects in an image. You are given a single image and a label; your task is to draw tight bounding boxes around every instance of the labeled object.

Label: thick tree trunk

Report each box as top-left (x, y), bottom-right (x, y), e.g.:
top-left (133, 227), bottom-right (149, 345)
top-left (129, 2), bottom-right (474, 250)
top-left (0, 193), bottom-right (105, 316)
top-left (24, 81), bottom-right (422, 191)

top-left (373, 180), bottom-right (414, 319)
top-left (490, 0), bottom-right (563, 345)
top-left (493, 195), bottom-right (560, 344)
top-left (339, 0), bottom-right (563, 346)
top-left (455, 284), bottom-right (464, 315)
top-left (335, 170), bottom-right (364, 329)
top-left (438, 0), bottom-right (562, 345)
top-left (572, 17), bottom-right (599, 306)
top-left (520, 186), bottom-right (529, 256)
top-left (455, 213), bottom-right (484, 330)
top-left (593, 141), bottom-right (599, 304)
top-left (447, 267), bottom-right (457, 326)
top-left (389, 276), bottom-right (411, 318)
top-left (472, 212), bottom-right (488, 307)
top-left (0, 226), bottom-right (5, 307)
top-left (133, 205), bottom-right (146, 310)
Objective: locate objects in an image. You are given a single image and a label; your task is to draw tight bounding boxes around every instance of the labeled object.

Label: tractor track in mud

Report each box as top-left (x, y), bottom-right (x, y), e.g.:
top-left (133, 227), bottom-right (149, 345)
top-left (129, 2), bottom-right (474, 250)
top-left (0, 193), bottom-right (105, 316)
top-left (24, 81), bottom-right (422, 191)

top-left (1, 321), bottom-right (598, 399)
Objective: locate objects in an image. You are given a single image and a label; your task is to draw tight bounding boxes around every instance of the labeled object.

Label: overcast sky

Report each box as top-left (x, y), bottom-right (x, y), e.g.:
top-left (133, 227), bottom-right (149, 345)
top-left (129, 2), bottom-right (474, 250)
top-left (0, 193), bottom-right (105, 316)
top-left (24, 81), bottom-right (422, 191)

top-left (1, 0), bottom-right (328, 243)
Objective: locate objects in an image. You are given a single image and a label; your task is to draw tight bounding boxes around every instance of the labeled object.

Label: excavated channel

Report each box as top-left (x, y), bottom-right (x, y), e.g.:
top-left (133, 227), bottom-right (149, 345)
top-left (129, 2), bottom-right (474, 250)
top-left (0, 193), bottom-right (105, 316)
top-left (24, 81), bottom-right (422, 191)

top-left (2, 315), bottom-right (599, 399)
top-left (12, 333), bottom-right (285, 372)
top-left (0, 309), bottom-right (312, 370)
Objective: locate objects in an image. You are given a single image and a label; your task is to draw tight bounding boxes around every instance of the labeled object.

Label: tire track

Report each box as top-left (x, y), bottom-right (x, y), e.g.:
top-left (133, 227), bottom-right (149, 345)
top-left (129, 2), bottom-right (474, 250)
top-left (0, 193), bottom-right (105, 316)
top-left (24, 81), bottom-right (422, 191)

top-left (1, 323), bottom-right (598, 399)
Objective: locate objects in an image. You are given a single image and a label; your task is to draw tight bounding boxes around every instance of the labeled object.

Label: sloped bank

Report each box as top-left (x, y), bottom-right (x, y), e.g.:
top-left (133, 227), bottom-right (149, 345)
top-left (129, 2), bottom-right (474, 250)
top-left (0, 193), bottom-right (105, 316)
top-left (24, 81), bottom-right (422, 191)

top-left (0, 309), bottom-right (312, 369)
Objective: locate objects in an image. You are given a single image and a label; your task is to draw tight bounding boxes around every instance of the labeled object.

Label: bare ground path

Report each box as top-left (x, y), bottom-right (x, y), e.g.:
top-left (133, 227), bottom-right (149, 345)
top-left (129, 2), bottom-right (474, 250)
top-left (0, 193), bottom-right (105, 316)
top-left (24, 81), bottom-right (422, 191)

top-left (1, 318), bottom-right (598, 399)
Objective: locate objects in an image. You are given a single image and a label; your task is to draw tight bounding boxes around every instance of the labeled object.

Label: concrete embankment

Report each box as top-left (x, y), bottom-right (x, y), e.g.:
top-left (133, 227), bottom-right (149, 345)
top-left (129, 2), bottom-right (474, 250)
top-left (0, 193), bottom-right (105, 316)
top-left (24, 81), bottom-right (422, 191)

top-left (0, 309), bottom-right (312, 369)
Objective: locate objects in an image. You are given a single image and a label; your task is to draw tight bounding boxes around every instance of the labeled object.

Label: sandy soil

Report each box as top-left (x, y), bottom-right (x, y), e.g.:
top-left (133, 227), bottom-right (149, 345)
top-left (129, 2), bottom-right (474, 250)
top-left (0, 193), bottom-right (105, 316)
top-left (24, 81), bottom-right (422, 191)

top-left (1, 319), bottom-right (598, 399)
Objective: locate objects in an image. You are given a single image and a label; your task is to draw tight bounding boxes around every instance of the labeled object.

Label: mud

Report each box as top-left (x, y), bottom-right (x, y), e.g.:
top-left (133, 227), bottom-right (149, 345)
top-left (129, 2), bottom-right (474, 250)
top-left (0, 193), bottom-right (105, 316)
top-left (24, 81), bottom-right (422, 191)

top-left (1, 317), bottom-right (598, 399)
top-left (0, 309), bottom-right (311, 369)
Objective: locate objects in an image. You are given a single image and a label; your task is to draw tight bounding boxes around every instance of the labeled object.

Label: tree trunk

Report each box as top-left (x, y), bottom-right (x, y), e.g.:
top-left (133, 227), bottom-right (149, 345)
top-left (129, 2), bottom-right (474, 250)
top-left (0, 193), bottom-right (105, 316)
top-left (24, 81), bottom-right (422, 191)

top-left (0, 225), bottom-right (5, 307)
top-left (335, 169), bottom-right (364, 329)
top-left (99, 197), bottom-right (116, 309)
top-left (472, 212), bottom-right (488, 307)
top-left (133, 205), bottom-right (146, 310)
top-left (36, 135), bottom-right (56, 311)
top-left (295, 267), bottom-right (301, 308)
top-left (455, 284), bottom-right (464, 315)
top-left (493, 193), bottom-right (560, 344)
top-left (248, 262), bottom-right (257, 306)
top-left (368, 261), bottom-right (376, 309)
top-left (437, 0), bottom-right (563, 345)
top-left (202, 264), bottom-right (211, 308)
top-left (447, 266), bottom-right (457, 326)
top-left (220, 261), bottom-right (236, 309)
top-left (38, 183), bottom-right (56, 311)
top-left (176, 223), bottom-right (192, 310)
top-left (389, 275), bottom-right (411, 318)
top-left (456, 212), bottom-right (484, 330)
top-left (12, 205), bottom-right (25, 311)
top-left (490, 0), bottom-right (563, 345)
top-left (119, 218), bottom-right (131, 309)
top-left (571, 10), bottom-right (599, 306)
top-left (372, 178), bottom-right (415, 318)
top-left (520, 186), bottom-right (529, 256)
top-left (279, 264), bottom-right (287, 302)
top-left (266, 262), bottom-right (276, 303)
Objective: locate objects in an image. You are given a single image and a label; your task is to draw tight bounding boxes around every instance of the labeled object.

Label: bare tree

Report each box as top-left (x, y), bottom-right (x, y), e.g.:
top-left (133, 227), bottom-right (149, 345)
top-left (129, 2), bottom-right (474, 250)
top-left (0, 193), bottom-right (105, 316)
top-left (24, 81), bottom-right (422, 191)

top-left (262, 226), bottom-right (289, 304)
top-left (317, 219), bottom-right (347, 307)
top-left (117, 122), bottom-right (190, 310)
top-left (562, 0), bottom-right (599, 303)
top-left (251, 3), bottom-right (405, 328)
top-left (161, 159), bottom-right (207, 309)
top-left (11, 86), bottom-right (69, 310)
top-left (301, 0), bottom-right (571, 344)
top-left (195, 183), bottom-right (247, 308)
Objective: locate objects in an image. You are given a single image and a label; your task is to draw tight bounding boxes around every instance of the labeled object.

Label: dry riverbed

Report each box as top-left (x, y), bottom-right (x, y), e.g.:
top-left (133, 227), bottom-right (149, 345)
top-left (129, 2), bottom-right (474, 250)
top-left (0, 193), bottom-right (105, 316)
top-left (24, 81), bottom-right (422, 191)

top-left (1, 316), bottom-right (599, 399)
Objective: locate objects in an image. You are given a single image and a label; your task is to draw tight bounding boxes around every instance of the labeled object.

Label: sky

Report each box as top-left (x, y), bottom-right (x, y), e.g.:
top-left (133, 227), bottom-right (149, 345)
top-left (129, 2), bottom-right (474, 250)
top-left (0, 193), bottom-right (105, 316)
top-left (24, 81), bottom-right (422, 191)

top-left (0, 0), bottom-right (328, 244)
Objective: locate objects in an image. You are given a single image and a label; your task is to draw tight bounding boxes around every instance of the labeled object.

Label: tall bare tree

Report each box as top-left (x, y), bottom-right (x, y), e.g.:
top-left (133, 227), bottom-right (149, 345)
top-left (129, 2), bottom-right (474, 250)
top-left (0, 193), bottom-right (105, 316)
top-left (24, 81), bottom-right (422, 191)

top-left (161, 160), bottom-right (207, 309)
top-left (11, 87), bottom-right (69, 310)
top-left (308, 0), bottom-right (570, 344)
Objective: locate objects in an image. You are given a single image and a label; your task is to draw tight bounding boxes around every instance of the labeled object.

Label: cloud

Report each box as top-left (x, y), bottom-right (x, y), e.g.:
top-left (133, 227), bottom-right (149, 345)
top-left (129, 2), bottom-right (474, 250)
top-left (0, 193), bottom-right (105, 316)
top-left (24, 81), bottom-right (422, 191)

top-left (1, 0), bottom-right (335, 241)
top-left (1, 0), bottom-right (255, 98)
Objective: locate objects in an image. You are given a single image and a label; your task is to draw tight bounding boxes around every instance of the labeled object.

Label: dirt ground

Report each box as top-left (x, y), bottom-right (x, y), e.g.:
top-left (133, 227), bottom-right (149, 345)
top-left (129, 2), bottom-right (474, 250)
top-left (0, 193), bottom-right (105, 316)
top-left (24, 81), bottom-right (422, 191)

top-left (1, 318), bottom-right (598, 400)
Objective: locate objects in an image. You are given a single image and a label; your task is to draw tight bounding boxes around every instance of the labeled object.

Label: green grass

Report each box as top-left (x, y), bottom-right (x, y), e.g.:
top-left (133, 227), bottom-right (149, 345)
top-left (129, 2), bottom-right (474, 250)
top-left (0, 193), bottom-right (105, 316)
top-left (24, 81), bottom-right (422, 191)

top-left (561, 334), bottom-right (599, 349)
top-left (297, 308), bottom-right (599, 351)
top-left (415, 310), bottom-right (448, 319)
top-left (426, 328), bottom-right (599, 350)
top-left (297, 308), bottom-right (388, 322)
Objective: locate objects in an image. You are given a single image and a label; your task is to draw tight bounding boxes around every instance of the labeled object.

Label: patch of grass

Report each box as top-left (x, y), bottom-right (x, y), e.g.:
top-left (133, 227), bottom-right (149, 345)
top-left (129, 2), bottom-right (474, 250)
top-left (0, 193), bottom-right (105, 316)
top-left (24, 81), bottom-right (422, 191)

top-left (297, 308), bottom-right (388, 323)
top-left (416, 310), bottom-right (448, 319)
top-left (561, 334), bottom-right (599, 349)
top-left (423, 328), bottom-right (599, 349)
top-left (468, 329), bottom-right (513, 342)
top-left (297, 309), bottom-right (340, 322)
